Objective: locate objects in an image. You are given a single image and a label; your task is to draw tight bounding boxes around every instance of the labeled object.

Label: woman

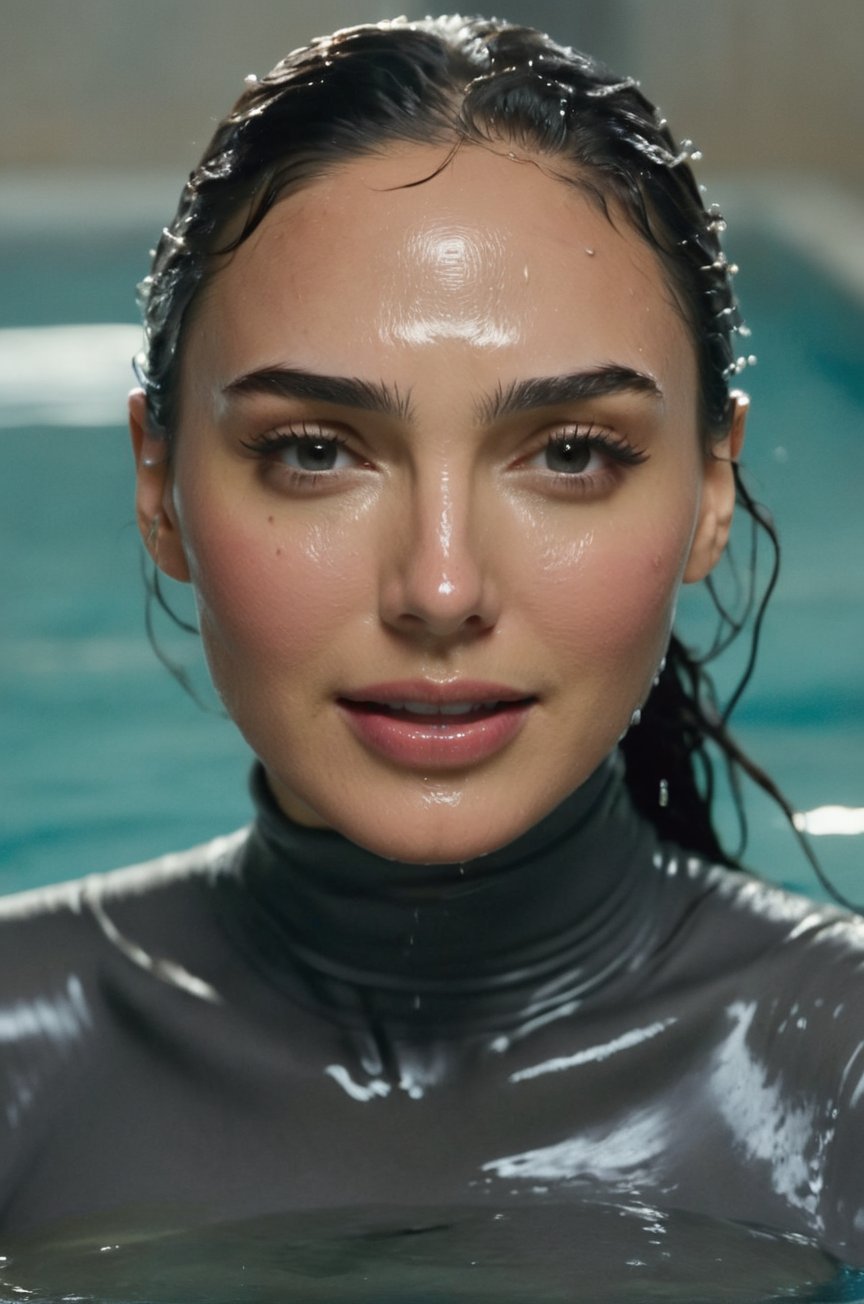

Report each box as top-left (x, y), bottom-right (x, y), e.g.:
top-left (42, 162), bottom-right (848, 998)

top-left (1, 13), bottom-right (861, 1269)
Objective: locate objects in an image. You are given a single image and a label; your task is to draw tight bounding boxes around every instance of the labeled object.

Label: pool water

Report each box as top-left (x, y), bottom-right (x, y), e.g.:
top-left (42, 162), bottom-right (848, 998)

top-left (0, 212), bottom-right (861, 901)
top-left (3, 1199), bottom-right (864, 1303)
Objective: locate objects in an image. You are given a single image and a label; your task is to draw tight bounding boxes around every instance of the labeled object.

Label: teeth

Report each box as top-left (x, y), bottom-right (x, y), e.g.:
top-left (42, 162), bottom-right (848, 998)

top-left (387, 701), bottom-right (496, 715)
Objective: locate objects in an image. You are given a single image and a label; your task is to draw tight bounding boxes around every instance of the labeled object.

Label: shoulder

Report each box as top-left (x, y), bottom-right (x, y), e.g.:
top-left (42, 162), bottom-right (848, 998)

top-left (709, 863), bottom-right (864, 967)
top-left (653, 852), bottom-right (864, 1008)
top-left (0, 827), bottom-right (250, 989)
top-left (672, 853), bottom-right (864, 954)
top-left (676, 861), bottom-right (864, 1092)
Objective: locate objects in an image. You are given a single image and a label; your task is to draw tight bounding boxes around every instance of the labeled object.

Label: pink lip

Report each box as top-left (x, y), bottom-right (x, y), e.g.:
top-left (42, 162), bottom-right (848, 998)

top-left (337, 680), bottom-right (536, 770)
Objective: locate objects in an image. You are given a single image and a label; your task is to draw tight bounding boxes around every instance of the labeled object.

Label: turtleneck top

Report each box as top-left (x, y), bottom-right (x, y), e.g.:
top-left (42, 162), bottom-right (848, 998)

top-left (1, 754), bottom-right (864, 1266)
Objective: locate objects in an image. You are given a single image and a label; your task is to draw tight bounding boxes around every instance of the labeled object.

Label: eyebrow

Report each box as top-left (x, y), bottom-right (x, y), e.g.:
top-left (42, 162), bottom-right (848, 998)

top-left (477, 366), bottom-right (663, 424)
top-left (223, 366), bottom-right (413, 421)
top-left (222, 362), bottom-right (661, 425)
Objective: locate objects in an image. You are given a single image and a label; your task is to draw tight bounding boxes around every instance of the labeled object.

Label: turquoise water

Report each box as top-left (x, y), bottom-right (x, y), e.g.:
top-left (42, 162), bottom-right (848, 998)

top-left (0, 220), bottom-right (862, 900)
top-left (3, 1200), bottom-right (864, 1302)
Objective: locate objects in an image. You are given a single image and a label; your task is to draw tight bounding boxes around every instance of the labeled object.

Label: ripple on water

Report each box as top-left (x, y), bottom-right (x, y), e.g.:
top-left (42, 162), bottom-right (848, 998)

top-left (1, 1199), bottom-right (863, 1302)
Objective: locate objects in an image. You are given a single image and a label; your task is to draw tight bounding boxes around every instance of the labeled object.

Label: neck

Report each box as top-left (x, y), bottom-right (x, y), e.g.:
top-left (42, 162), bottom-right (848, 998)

top-left (229, 754), bottom-right (669, 1033)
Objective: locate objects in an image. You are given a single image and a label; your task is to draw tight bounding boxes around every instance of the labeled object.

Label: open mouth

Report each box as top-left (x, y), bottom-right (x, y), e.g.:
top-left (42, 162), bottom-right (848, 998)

top-left (336, 691), bottom-right (537, 769)
top-left (340, 699), bottom-right (535, 725)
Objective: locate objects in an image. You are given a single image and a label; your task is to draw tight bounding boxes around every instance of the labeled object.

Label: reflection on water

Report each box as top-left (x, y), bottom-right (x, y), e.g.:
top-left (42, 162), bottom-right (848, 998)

top-left (2, 1200), bottom-right (863, 1303)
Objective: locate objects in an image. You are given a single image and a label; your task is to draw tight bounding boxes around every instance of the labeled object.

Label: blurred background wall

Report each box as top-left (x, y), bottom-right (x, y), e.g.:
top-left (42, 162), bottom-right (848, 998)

top-left (2, 0), bottom-right (862, 191)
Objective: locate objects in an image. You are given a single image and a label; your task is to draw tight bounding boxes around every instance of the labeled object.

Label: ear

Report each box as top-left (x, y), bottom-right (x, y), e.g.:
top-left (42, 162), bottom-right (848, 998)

top-left (128, 388), bottom-right (191, 583)
top-left (683, 392), bottom-right (748, 584)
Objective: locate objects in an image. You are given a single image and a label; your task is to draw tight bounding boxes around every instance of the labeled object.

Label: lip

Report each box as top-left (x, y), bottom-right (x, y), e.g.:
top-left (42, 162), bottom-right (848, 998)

top-left (338, 680), bottom-right (536, 770)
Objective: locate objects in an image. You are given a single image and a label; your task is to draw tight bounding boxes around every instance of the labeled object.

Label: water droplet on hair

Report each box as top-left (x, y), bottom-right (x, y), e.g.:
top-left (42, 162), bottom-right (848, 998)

top-left (243, 73), bottom-right (259, 85)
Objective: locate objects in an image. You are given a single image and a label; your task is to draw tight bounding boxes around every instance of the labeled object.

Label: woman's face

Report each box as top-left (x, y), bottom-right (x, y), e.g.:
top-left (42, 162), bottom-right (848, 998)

top-left (132, 143), bottom-right (740, 863)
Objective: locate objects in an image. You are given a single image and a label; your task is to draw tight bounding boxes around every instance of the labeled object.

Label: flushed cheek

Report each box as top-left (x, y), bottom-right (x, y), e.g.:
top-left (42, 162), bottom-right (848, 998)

top-left (180, 509), bottom-right (369, 672)
top-left (525, 523), bottom-right (690, 668)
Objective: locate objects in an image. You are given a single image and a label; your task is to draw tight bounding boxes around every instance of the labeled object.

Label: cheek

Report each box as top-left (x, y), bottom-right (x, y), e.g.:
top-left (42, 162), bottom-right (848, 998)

top-left (523, 513), bottom-right (693, 667)
top-left (180, 502), bottom-right (369, 671)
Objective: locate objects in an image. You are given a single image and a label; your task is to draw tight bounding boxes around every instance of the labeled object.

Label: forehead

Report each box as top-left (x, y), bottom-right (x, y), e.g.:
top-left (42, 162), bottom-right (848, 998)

top-left (187, 142), bottom-right (695, 395)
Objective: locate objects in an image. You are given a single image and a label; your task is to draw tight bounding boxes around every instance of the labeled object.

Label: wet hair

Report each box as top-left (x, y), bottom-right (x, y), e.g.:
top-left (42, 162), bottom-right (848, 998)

top-left (136, 15), bottom-right (818, 882)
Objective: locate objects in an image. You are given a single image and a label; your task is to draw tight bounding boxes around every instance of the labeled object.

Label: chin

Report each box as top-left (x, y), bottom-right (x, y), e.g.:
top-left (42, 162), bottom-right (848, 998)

top-left (347, 824), bottom-right (522, 866)
top-left (298, 778), bottom-right (571, 866)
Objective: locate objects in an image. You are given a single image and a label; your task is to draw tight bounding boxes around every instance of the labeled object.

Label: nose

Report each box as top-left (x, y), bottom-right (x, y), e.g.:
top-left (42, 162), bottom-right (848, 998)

top-left (378, 470), bottom-right (501, 641)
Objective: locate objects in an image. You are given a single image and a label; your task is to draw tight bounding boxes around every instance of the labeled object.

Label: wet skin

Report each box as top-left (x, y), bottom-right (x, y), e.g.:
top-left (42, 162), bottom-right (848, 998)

top-left (130, 143), bottom-right (743, 865)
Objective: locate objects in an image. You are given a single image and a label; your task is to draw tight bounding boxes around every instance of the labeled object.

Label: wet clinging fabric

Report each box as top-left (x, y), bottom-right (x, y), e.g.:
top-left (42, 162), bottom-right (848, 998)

top-left (1, 755), bottom-right (863, 1260)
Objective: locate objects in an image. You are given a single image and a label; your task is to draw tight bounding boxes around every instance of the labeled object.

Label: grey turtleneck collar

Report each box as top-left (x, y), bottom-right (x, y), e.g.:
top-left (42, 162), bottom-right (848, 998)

top-left (223, 754), bottom-right (672, 1032)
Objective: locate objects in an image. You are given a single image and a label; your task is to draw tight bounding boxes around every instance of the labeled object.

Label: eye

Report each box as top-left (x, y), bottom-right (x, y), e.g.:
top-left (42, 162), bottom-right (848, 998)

top-left (535, 436), bottom-right (597, 475)
top-left (240, 425), bottom-right (368, 485)
top-left (274, 434), bottom-right (355, 472)
top-left (523, 428), bottom-right (647, 478)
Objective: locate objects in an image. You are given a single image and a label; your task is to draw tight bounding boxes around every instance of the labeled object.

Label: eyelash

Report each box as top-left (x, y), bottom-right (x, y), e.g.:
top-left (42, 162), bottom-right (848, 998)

top-left (521, 425), bottom-right (648, 490)
top-left (240, 423), bottom-right (649, 494)
top-left (240, 425), bottom-right (359, 489)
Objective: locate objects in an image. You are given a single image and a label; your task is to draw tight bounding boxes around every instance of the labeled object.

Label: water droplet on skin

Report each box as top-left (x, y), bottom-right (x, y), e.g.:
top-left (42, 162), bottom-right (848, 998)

top-left (585, 247), bottom-right (595, 256)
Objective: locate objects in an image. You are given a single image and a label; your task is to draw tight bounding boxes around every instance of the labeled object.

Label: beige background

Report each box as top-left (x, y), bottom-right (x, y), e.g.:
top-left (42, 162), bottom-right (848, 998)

top-left (1, 0), bottom-right (862, 191)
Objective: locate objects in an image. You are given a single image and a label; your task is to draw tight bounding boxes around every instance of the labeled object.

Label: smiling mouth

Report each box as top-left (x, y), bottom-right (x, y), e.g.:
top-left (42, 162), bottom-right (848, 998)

top-left (336, 692), bottom-right (537, 769)
top-left (341, 699), bottom-right (535, 724)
